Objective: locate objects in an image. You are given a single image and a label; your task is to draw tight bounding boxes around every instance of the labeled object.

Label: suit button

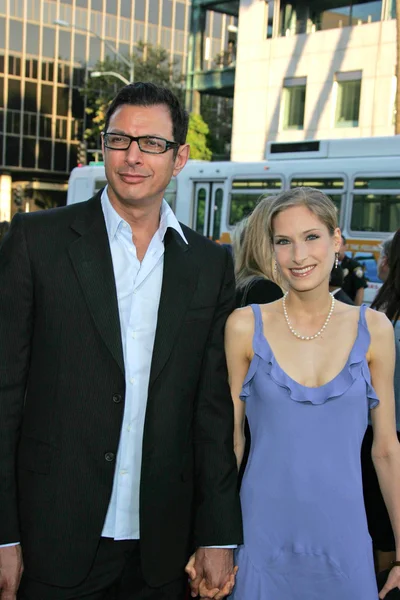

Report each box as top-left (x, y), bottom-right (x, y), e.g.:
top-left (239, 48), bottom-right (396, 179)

top-left (105, 452), bottom-right (115, 462)
top-left (112, 394), bottom-right (122, 404)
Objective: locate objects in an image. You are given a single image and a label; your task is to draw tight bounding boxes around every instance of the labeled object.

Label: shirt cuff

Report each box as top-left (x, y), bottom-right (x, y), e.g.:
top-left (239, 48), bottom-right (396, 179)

top-left (200, 545), bottom-right (237, 549)
top-left (0, 542), bottom-right (20, 547)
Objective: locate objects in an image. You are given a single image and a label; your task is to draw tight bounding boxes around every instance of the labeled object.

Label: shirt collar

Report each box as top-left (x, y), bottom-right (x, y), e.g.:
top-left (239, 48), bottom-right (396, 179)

top-left (101, 185), bottom-right (188, 245)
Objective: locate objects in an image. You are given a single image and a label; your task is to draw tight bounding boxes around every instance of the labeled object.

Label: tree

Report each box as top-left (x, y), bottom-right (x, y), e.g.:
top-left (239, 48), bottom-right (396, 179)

top-left (81, 42), bottom-right (185, 146)
top-left (201, 94), bottom-right (233, 160)
top-left (396, 0), bottom-right (400, 133)
top-left (186, 113), bottom-right (212, 160)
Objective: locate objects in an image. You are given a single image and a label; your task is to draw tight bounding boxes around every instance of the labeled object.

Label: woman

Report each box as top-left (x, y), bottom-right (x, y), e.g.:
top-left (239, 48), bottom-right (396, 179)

top-left (225, 187), bottom-right (400, 599)
top-left (362, 231), bottom-right (400, 574)
top-left (232, 208), bottom-right (283, 308)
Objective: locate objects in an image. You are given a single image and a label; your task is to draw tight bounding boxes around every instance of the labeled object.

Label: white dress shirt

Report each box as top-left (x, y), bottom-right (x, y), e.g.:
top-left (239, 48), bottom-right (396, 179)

top-left (101, 187), bottom-right (187, 539)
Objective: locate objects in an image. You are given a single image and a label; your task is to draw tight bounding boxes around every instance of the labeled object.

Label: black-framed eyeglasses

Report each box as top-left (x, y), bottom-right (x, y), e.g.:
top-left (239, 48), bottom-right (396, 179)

top-left (102, 132), bottom-right (180, 154)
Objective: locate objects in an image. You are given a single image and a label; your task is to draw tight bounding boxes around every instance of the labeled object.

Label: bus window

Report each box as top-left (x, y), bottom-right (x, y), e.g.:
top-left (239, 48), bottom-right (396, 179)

top-left (195, 188), bottom-right (207, 235)
top-left (212, 188), bottom-right (223, 241)
top-left (164, 178), bottom-right (177, 211)
top-left (229, 178), bottom-right (282, 225)
top-left (94, 179), bottom-right (107, 192)
top-left (290, 177), bottom-right (345, 223)
top-left (351, 177), bottom-right (400, 232)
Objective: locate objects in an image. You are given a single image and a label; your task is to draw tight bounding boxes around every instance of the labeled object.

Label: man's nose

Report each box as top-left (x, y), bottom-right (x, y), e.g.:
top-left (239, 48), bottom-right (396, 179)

top-left (125, 140), bottom-right (143, 164)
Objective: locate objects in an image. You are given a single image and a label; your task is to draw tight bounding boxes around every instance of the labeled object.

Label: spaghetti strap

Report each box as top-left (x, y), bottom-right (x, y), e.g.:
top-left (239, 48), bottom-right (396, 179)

top-left (250, 304), bottom-right (267, 358)
top-left (359, 304), bottom-right (368, 327)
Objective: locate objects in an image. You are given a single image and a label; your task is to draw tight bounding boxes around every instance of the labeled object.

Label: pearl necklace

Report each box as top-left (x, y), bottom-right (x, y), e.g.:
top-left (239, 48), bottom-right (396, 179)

top-left (282, 292), bottom-right (335, 341)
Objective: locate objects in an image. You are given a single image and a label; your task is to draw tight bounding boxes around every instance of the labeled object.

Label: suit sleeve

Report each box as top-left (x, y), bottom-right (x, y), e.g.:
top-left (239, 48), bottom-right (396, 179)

top-left (0, 214), bottom-right (34, 543)
top-left (193, 248), bottom-right (243, 547)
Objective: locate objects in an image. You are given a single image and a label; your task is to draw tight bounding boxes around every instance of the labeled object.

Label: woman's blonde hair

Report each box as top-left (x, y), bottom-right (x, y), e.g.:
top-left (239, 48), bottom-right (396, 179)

top-left (265, 187), bottom-right (338, 241)
top-left (234, 200), bottom-right (282, 289)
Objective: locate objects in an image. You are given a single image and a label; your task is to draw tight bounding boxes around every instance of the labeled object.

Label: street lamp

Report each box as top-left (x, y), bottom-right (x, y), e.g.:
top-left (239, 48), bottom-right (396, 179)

top-left (54, 19), bottom-right (134, 83)
top-left (90, 70), bottom-right (130, 85)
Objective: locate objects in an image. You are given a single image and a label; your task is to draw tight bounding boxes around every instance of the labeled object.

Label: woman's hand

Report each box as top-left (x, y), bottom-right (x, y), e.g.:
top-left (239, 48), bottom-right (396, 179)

top-left (379, 565), bottom-right (400, 598)
top-left (185, 552), bottom-right (238, 599)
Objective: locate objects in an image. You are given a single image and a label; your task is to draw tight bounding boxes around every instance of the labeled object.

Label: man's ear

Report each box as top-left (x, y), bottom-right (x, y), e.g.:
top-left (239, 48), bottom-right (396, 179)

top-left (173, 144), bottom-right (190, 177)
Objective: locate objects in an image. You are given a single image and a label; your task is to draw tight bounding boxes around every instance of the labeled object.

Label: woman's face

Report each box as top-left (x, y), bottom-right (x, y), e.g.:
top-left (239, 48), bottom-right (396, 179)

top-left (272, 204), bottom-right (341, 293)
top-left (377, 250), bottom-right (389, 282)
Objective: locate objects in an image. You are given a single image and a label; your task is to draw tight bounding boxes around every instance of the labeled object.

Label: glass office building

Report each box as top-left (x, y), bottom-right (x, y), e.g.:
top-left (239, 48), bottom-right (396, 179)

top-left (0, 0), bottom-right (232, 218)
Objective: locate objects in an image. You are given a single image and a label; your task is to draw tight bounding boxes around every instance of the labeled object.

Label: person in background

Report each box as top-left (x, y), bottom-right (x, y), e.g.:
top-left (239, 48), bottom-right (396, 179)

top-left (338, 234), bottom-right (368, 305)
top-left (230, 209), bottom-right (284, 486)
top-left (362, 231), bottom-right (400, 576)
top-left (0, 221), bottom-right (10, 243)
top-left (329, 264), bottom-right (355, 305)
top-left (233, 205), bottom-right (284, 309)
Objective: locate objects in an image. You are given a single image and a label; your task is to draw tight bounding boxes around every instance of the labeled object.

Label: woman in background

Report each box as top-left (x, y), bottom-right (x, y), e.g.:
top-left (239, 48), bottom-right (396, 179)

top-left (231, 208), bottom-right (284, 484)
top-left (362, 230), bottom-right (400, 574)
top-left (233, 203), bottom-right (283, 309)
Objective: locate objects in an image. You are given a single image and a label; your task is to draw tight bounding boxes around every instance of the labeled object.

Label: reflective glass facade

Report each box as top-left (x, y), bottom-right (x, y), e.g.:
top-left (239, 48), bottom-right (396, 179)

top-left (0, 0), bottom-right (230, 211)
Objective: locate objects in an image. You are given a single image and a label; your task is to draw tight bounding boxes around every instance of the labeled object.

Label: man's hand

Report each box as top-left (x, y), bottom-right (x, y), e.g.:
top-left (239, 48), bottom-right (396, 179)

top-left (185, 548), bottom-right (238, 599)
top-left (0, 545), bottom-right (23, 600)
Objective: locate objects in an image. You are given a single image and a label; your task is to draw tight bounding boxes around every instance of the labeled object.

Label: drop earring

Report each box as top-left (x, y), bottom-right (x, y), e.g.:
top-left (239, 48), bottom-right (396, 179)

top-left (334, 252), bottom-right (339, 269)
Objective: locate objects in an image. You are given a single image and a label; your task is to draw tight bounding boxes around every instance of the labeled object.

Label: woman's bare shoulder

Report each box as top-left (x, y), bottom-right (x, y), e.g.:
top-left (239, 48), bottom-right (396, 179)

top-left (226, 305), bottom-right (255, 336)
top-left (364, 306), bottom-right (394, 339)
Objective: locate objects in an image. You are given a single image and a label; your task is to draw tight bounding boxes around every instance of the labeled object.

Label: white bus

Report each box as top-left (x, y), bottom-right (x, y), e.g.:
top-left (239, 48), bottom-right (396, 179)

top-left (67, 136), bottom-right (400, 300)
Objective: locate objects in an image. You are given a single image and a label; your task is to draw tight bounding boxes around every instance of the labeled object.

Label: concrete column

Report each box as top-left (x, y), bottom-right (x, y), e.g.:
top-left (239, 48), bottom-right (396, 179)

top-left (185, 1), bottom-right (206, 113)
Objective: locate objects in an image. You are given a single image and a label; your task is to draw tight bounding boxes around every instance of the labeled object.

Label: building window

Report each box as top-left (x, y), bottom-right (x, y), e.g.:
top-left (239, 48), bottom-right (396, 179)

top-left (335, 71), bottom-right (361, 127)
top-left (282, 77), bottom-right (306, 130)
top-left (279, 1), bottom-right (383, 36)
top-left (265, 1), bottom-right (275, 38)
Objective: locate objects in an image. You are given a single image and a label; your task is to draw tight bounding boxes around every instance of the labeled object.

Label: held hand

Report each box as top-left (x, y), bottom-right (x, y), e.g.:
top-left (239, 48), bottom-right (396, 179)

top-left (0, 545), bottom-right (23, 600)
top-left (379, 566), bottom-right (400, 599)
top-left (185, 548), bottom-right (238, 599)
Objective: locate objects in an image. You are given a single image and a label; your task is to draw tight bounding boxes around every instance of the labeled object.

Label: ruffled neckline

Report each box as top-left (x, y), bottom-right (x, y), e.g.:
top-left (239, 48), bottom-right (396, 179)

top-left (240, 306), bottom-right (379, 408)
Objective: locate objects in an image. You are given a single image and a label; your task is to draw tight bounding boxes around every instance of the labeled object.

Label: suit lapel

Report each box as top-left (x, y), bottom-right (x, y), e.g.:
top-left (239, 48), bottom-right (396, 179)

top-left (148, 228), bottom-right (199, 392)
top-left (68, 196), bottom-right (124, 375)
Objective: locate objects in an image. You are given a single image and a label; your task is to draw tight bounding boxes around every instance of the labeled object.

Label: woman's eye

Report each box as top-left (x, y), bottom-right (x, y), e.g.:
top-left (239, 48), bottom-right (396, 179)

top-left (306, 234), bottom-right (319, 241)
top-left (276, 239), bottom-right (289, 245)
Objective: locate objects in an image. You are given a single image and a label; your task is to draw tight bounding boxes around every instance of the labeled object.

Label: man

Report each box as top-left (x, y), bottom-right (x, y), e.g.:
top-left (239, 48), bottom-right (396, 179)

top-left (338, 235), bottom-right (368, 305)
top-left (329, 265), bottom-right (355, 305)
top-left (0, 82), bottom-right (242, 600)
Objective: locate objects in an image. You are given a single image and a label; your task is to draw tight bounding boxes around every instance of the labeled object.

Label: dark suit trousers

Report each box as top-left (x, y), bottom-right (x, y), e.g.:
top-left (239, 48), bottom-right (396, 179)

top-left (18, 539), bottom-right (187, 600)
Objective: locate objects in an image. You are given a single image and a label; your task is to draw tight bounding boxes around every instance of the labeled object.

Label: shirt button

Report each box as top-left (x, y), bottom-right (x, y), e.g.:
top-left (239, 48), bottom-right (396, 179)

top-left (104, 452), bottom-right (115, 462)
top-left (131, 332), bottom-right (136, 339)
top-left (130, 377), bottom-right (135, 384)
top-left (129, 248), bottom-right (134, 253)
top-left (122, 223), bottom-right (128, 228)
top-left (112, 393), bottom-right (122, 404)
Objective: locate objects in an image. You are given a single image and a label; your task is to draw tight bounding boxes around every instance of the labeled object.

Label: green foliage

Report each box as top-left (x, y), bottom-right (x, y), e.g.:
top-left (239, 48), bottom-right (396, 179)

top-left (81, 42), bottom-right (184, 147)
top-left (200, 95), bottom-right (233, 160)
top-left (186, 113), bottom-right (212, 161)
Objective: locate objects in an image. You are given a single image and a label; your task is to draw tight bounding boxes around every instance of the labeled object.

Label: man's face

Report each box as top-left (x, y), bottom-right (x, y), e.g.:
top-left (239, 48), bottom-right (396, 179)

top-left (338, 237), bottom-right (347, 261)
top-left (102, 103), bottom-right (189, 210)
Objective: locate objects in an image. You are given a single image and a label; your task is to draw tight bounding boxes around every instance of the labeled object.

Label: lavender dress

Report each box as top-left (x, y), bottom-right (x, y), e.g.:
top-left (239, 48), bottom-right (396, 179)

top-left (232, 304), bottom-right (379, 600)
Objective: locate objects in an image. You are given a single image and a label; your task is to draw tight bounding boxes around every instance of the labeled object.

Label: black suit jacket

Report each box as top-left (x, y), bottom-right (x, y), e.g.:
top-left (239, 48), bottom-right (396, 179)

top-left (0, 193), bottom-right (242, 588)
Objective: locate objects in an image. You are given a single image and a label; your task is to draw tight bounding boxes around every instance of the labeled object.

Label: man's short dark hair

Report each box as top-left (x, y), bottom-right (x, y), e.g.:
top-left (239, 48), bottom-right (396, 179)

top-left (104, 82), bottom-right (189, 145)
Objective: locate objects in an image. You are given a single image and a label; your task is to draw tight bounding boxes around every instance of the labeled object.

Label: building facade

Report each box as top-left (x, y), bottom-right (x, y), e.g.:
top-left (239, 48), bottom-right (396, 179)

top-left (0, 0), bottom-right (232, 220)
top-left (231, 0), bottom-right (397, 161)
